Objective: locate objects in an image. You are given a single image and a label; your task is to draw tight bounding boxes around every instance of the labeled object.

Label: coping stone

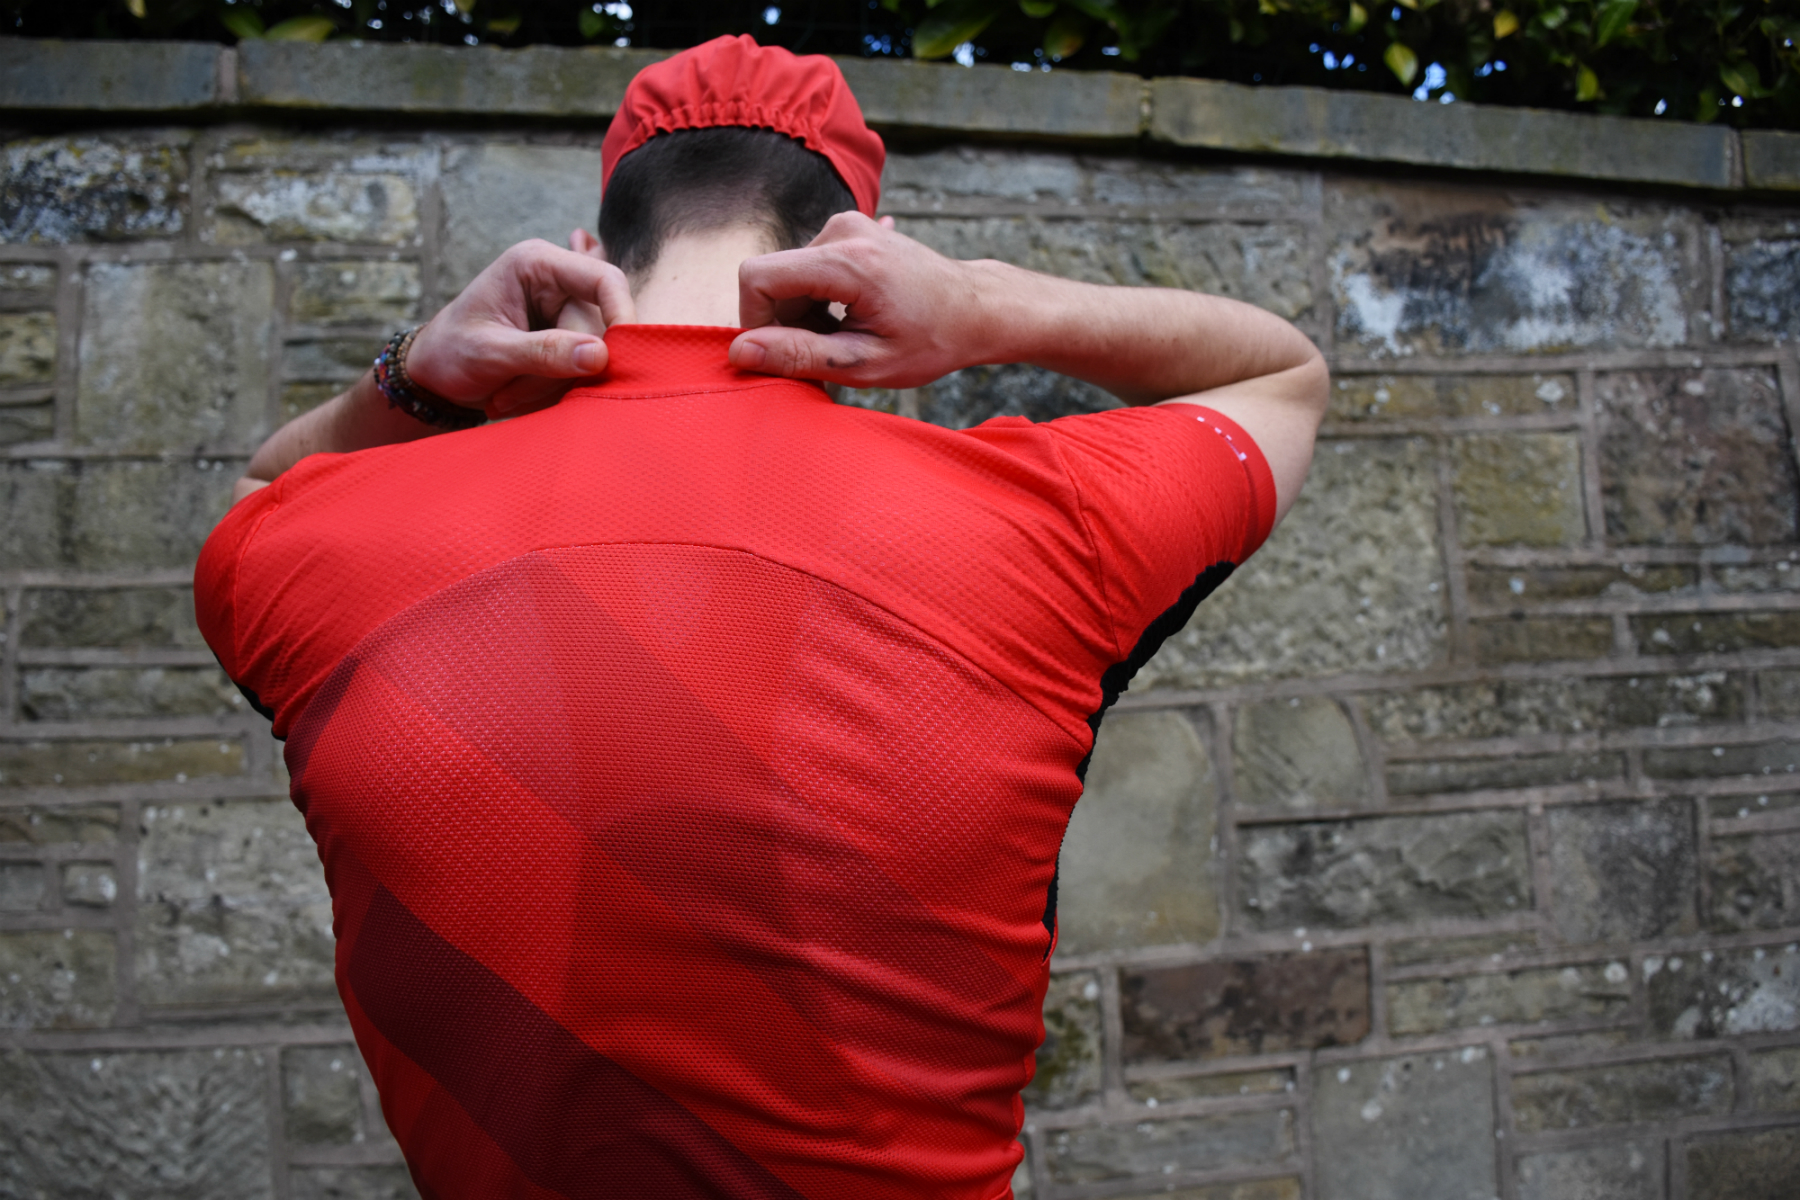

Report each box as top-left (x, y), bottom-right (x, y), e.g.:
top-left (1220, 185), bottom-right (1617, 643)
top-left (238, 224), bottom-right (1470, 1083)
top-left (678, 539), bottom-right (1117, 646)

top-left (1152, 75), bottom-right (1741, 191)
top-left (1744, 130), bottom-right (1800, 190)
top-left (0, 37), bottom-right (219, 110)
top-left (834, 57), bottom-right (1144, 140)
top-left (235, 39), bottom-right (666, 116)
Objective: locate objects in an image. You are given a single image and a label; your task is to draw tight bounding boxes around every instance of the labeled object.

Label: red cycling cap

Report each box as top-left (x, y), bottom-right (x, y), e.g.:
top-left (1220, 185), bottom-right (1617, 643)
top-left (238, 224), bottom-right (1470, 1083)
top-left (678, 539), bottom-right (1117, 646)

top-left (601, 34), bottom-right (885, 217)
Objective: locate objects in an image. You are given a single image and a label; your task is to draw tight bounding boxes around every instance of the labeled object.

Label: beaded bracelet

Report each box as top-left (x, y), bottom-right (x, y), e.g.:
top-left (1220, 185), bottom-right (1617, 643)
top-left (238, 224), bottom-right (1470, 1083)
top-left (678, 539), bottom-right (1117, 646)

top-left (372, 327), bottom-right (486, 431)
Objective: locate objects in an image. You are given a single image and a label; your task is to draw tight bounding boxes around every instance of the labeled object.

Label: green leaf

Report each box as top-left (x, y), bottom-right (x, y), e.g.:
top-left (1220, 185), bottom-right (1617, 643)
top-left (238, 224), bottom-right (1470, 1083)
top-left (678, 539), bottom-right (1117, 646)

top-left (1593, 0), bottom-right (1635, 48)
top-left (1384, 40), bottom-right (1418, 85)
top-left (1492, 8), bottom-right (1517, 38)
top-left (1345, 3), bottom-right (1367, 35)
top-left (219, 8), bottom-right (264, 39)
top-left (1575, 63), bottom-right (1600, 101)
top-left (264, 15), bottom-right (335, 41)
top-left (1043, 9), bottom-right (1086, 57)
top-left (486, 12), bottom-right (520, 35)
top-left (1538, 4), bottom-right (1568, 30)
top-left (913, 0), bottom-right (1004, 59)
top-left (1062, 0), bottom-right (1116, 24)
top-left (577, 7), bottom-right (604, 38)
top-left (1019, 0), bottom-right (1056, 16)
top-left (1720, 60), bottom-right (1766, 99)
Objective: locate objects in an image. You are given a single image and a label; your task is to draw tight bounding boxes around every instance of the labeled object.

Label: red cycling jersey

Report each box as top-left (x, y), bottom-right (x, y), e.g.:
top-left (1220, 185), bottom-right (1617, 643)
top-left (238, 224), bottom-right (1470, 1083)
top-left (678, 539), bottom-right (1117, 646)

top-left (195, 324), bottom-right (1275, 1200)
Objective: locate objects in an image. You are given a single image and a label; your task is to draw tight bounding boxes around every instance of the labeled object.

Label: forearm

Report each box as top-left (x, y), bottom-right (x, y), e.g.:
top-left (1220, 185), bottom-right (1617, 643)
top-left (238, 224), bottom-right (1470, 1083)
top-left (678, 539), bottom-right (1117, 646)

top-left (234, 371), bottom-right (437, 503)
top-left (971, 260), bottom-right (1324, 407)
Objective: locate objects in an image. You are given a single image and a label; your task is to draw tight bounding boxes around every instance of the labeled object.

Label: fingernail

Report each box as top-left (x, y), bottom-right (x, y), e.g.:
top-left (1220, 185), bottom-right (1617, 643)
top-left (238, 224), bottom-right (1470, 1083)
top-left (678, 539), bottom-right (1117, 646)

top-left (734, 340), bottom-right (766, 369)
top-left (573, 342), bottom-right (604, 373)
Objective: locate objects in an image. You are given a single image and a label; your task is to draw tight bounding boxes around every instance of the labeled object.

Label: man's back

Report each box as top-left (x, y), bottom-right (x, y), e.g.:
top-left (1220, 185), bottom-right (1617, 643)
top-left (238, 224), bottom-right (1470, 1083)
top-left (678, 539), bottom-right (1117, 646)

top-left (198, 325), bottom-right (1274, 1198)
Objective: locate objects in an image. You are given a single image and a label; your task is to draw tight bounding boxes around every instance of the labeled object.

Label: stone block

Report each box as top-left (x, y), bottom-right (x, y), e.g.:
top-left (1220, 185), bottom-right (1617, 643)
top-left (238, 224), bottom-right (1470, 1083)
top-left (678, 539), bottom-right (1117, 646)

top-left (1726, 236), bottom-right (1800, 341)
top-left (1085, 161), bottom-right (1308, 216)
top-left (1237, 811), bottom-right (1529, 931)
top-left (1, 133), bottom-right (189, 243)
top-left (1386, 751), bottom-right (1622, 796)
top-left (1709, 794), bottom-right (1800, 821)
top-left (880, 147), bottom-right (1083, 210)
top-left (1231, 696), bottom-right (1370, 813)
top-left (62, 860), bottom-right (118, 907)
top-left (901, 218), bottom-right (1314, 322)
top-left (0, 1047), bottom-right (272, 1198)
top-left (1452, 433), bottom-right (1586, 547)
top-left (19, 666), bottom-right (244, 722)
top-left (1056, 710), bottom-right (1218, 955)
top-left (1716, 561), bottom-right (1800, 592)
top-left (1329, 184), bottom-right (1701, 356)
top-left (1042, 1109), bottom-right (1295, 1185)
top-left (0, 738), bottom-right (243, 788)
top-left (1635, 610), bottom-right (1800, 655)
top-left (1547, 799), bottom-right (1698, 942)
top-left (0, 310), bottom-right (55, 384)
top-left (21, 586), bottom-right (205, 648)
top-left (1135, 439), bottom-right (1447, 690)
top-left (1025, 971), bottom-right (1102, 1111)
top-left (290, 1166), bottom-right (421, 1200)
top-left (1516, 1140), bottom-right (1665, 1200)
top-left (136, 797), bottom-right (335, 1009)
top-left (1121, 950), bottom-right (1369, 1062)
top-left (1386, 930), bottom-right (1539, 966)
top-left (1645, 944), bottom-right (1800, 1039)
top-left (291, 260), bottom-right (422, 326)
top-left (1748, 1046), bottom-right (1800, 1112)
top-left (285, 336), bottom-right (383, 383)
top-left (0, 38), bottom-right (221, 110)
top-left (1311, 1048), bottom-right (1497, 1200)
top-left (1597, 368), bottom-right (1798, 547)
top-left (284, 1044), bottom-right (363, 1145)
top-left (1153, 76), bottom-right (1734, 189)
top-left (77, 260), bottom-right (275, 453)
top-left (1707, 833), bottom-right (1800, 932)
top-left (1387, 962), bottom-right (1630, 1036)
top-left (0, 930), bottom-right (115, 1028)
top-left (1744, 129), bottom-right (1800, 188)
top-left (1331, 372), bottom-right (1574, 422)
top-left (1512, 1054), bottom-right (1733, 1132)
top-left (1469, 616), bottom-right (1614, 665)
top-left (0, 457), bottom-right (238, 570)
top-left (1684, 1126), bottom-right (1800, 1200)
top-left (439, 142), bottom-right (604, 297)
top-left (1509, 1030), bottom-right (1636, 1060)
top-left (916, 364), bottom-right (1120, 429)
top-left (209, 158), bottom-right (421, 246)
top-left (1762, 669), bottom-right (1800, 718)
top-left (1107, 1182), bottom-right (1299, 1200)
top-left (0, 862), bottom-right (46, 911)
top-left (1467, 563), bottom-right (1697, 606)
top-left (0, 264), bottom-right (55, 291)
top-left (0, 804), bottom-right (119, 845)
top-left (1128, 1067), bottom-right (1294, 1104)
top-left (1645, 738), bottom-right (1800, 781)
top-left (841, 56), bottom-right (1144, 141)
top-left (1364, 672), bottom-right (1744, 743)
top-left (0, 402), bottom-right (53, 445)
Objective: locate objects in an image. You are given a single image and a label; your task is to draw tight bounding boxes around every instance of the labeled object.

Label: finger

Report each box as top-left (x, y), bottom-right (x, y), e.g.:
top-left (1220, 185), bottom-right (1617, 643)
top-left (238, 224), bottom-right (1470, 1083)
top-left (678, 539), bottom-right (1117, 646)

top-left (479, 327), bottom-right (609, 380)
top-left (508, 242), bottom-right (637, 328)
top-left (878, 215), bottom-right (897, 230)
top-left (806, 209), bottom-right (878, 246)
top-left (738, 248), bottom-right (865, 329)
top-left (569, 228), bottom-right (601, 256)
top-left (730, 327), bottom-right (886, 385)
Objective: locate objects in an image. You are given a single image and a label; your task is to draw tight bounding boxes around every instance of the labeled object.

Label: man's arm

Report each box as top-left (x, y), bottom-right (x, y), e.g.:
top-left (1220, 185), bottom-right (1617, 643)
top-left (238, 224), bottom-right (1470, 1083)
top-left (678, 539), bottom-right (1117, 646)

top-left (731, 213), bottom-right (1327, 521)
top-left (233, 240), bottom-right (635, 504)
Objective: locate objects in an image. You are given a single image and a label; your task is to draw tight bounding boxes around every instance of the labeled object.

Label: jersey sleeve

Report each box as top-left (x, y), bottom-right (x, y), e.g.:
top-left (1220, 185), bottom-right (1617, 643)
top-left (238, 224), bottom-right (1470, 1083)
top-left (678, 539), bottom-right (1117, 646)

top-left (193, 484), bottom-right (285, 688)
top-left (1044, 403), bottom-right (1277, 663)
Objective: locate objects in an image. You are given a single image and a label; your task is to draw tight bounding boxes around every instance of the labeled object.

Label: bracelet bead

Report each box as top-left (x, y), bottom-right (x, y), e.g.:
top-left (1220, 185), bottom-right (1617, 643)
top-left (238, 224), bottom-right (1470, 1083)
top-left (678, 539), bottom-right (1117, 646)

top-left (373, 327), bottom-right (487, 431)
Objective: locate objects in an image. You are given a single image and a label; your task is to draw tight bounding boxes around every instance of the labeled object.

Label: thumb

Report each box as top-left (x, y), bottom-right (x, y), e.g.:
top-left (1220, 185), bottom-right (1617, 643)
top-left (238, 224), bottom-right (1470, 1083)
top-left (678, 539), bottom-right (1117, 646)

top-left (730, 327), bottom-right (880, 384)
top-left (487, 327), bottom-right (609, 380)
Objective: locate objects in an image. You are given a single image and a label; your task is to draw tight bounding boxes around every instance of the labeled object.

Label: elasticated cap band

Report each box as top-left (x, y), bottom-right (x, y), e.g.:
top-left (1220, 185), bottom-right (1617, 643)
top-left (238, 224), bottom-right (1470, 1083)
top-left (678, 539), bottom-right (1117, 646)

top-left (601, 34), bottom-right (885, 217)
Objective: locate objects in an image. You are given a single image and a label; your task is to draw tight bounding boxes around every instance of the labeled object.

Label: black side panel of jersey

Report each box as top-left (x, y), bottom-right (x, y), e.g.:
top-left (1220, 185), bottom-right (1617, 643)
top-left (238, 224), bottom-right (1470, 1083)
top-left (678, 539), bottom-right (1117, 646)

top-left (1043, 560), bottom-right (1238, 943)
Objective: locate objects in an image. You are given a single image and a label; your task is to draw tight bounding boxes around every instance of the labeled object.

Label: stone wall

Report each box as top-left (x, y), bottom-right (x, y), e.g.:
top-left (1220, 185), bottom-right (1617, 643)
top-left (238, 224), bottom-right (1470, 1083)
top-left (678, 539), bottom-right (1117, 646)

top-left (4, 41), bottom-right (1800, 1200)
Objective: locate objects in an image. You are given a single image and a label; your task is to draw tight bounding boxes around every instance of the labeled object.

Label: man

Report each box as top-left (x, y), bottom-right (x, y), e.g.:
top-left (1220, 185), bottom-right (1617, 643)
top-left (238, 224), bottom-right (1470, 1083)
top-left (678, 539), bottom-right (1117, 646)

top-left (196, 35), bottom-right (1326, 1200)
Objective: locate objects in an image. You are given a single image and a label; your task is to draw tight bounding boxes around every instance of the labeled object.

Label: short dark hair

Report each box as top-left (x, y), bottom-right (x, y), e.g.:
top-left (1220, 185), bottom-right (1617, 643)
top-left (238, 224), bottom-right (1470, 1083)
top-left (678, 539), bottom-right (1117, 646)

top-left (598, 127), bottom-right (857, 278)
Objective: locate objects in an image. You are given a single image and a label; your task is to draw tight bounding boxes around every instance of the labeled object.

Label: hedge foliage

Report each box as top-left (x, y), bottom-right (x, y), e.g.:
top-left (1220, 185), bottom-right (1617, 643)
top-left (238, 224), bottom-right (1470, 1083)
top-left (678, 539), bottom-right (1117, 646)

top-left (7, 0), bottom-right (1800, 129)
